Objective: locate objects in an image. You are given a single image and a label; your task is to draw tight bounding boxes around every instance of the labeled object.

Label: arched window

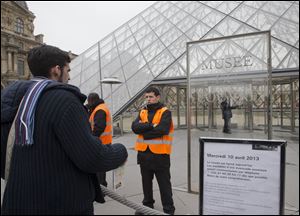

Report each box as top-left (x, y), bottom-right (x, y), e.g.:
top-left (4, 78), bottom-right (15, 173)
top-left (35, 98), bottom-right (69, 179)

top-left (15, 18), bottom-right (24, 33)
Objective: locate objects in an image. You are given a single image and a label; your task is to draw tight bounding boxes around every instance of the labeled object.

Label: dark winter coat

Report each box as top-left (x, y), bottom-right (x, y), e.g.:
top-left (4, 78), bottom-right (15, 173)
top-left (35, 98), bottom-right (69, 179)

top-left (1, 80), bottom-right (128, 215)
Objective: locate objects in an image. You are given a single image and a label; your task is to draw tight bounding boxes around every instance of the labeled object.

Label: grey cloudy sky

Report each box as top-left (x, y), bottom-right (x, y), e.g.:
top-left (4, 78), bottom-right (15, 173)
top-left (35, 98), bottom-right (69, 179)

top-left (27, 1), bottom-right (156, 55)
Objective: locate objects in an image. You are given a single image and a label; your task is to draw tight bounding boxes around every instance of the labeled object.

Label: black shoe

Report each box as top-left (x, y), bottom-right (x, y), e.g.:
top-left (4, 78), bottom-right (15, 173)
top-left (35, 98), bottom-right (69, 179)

top-left (134, 210), bottom-right (144, 215)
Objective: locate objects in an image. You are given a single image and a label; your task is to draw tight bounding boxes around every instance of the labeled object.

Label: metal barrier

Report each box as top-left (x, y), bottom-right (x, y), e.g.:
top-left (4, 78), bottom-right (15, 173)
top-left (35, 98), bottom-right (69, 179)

top-left (100, 185), bottom-right (168, 215)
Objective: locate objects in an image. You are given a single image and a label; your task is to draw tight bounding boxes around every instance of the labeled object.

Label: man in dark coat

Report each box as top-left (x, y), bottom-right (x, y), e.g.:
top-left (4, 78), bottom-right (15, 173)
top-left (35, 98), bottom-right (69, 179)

top-left (1, 45), bottom-right (128, 215)
top-left (220, 98), bottom-right (238, 134)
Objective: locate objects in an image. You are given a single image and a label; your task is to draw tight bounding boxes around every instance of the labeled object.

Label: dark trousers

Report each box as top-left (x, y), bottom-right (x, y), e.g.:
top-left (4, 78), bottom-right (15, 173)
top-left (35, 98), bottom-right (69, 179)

top-left (223, 118), bottom-right (231, 133)
top-left (138, 150), bottom-right (175, 214)
top-left (96, 172), bottom-right (107, 187)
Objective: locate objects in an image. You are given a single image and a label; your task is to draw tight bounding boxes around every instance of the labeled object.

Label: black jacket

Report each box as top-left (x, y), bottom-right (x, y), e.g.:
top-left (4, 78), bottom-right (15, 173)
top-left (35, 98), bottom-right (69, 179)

top-left (131, 102), bottom-right (172, 140)
top-left (1, 80), bottom-right (128, 215)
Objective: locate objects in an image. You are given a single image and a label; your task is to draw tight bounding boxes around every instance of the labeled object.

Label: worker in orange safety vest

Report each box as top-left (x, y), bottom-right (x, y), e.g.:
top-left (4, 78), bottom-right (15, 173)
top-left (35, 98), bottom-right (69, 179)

top-left (132, 87), bottom-right (175, 215)
top-left (88, 93), bottom-right (112, 188)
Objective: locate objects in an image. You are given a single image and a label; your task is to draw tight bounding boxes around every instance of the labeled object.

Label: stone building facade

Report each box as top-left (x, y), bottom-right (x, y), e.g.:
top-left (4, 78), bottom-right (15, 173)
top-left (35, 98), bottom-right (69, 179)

top-left (1, 1), bottom-right (44, 89)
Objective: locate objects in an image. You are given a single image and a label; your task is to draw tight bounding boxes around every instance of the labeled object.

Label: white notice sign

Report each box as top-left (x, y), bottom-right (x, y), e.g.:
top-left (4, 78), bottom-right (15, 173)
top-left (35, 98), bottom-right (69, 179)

top-left (202, 141), bottom-right (282, 215)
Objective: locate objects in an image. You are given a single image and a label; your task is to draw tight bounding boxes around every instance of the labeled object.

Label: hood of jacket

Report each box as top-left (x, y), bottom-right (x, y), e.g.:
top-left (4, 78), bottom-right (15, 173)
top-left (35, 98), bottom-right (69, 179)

top-left (1, 80), bottom-right (86, 123)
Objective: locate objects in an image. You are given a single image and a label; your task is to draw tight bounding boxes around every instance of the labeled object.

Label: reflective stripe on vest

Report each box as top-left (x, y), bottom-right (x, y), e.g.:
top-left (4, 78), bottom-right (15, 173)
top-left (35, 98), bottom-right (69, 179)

top-left (89, 103), bottom-right (112, 145)
top-left (135, 107), bottom-right (174, 154)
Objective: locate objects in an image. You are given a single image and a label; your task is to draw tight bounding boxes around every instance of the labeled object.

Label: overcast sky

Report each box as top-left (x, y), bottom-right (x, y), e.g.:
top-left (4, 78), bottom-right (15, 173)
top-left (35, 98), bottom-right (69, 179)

top-left (27, 1), bottom-right (156, 55)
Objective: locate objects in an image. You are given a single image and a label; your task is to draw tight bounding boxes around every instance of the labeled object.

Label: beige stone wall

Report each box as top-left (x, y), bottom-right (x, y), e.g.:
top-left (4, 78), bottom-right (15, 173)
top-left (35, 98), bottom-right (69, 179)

top-left (1, 1), bottom-right (43, 88)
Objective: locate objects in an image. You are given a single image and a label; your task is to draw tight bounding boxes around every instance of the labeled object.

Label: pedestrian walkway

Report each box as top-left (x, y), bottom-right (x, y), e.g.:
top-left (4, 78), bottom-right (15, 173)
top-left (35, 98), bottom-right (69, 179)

top-left (1, 128), bottom-right (299, 215)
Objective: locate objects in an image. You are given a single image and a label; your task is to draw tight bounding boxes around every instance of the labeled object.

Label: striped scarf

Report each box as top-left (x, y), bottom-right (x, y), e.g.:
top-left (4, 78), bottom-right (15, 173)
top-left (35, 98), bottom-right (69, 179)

top-left (15, 79), bottom-right (53, 146)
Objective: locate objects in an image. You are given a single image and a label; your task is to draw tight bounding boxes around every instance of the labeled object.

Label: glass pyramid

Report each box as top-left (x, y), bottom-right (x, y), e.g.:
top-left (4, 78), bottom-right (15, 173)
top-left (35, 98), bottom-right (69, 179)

top-left (69, 1), bottom-right (299, 116)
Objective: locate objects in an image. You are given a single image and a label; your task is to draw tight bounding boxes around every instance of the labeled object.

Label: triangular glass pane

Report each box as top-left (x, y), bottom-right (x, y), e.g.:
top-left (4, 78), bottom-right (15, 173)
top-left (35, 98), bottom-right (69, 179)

top-left (230, 3), bottom-right (258, 23)
top-left (216, 1), bottom-right (240, 15)
top-left (185, 21), bottom-right (211, 41)
top-left (213, 16), bottom-right (244, 37)
top-left (148, 49), bottom-right (175, 77)
top-left (277, 48), bottom-right (299, 69)
top-left (158, 63), bottom-right (186, 79)
top-left (127, 65), bottom-right (153, 98)
top-left (271, 18), bottom-right (299, 48)
top-left (282, 3), bottom-right (299, 24)
top-left (260, 1), bottom-right (292, 17)
top-left (271, 39), bottom-right (291, 68)
top-left (246, 10), bottom-right (279, 30)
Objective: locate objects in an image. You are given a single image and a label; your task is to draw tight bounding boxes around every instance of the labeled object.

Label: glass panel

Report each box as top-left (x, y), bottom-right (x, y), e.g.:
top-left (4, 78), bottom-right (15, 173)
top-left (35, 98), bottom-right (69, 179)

top-left (158, 63), bottom-right (186, 78)
top-left (111, 84), bottom-right (130, 114)
top-left (153, 1), bottom-right (170, 14)
top-left (119, 43), bottom-right (140, 65)
top-left (182, 1), bottom-right (201, 14)
top-left (122, 53), bottom-right (146, 80)
top-left (80, 72), bottom-right (101, 96)
top-left (246, 10), bottom-right (279, 30)
top-left (216, 1), bottom-right (240, 14)
top-left (214, 17), bottom-right (243, 37)
top-left (271, 39), bottom-right (291, 68)
top-left (142, 39), bottom-right (165, 62)
top-left (70, 64), bottom-right (82, 80)
top-left (81, 61), bottom-right (100, 84)
top-left (115, 28), bottom-right (132, 45)
top-left (271, 18), bottom-right (299, 48)
top-left (137, 31), bottom-right (158, 50)
top-left (160, 27), bottom-right (183, 47)
top-left (70, 74), bottom-right (81, 87)
top-left (243, 1), bottom-right (267, 9)
top-left (148, 15), bottom-right (166, 29)
top-left (202, 1), bottom-right (223, 8)
top-left (167, 34), bottom-right (190, 59)
top-left (189, 34), bottom-right (269, 76)
top-left (162, 5), bottom-right (180, 19)
top-left (191, 4), bottom-right (212, 21)
top-left (260, 1), bottom-right (292, 17)
top-left (134, 25), bottom-right (152, 41)
top-left (101, 57), bottom-right (122, 78)
top-left (143, 8), bottom-right (159, 23)
top-left (186, 21), bottom-right (211, 41)
top-left (127, 65), bottom-right (154, 97)
top-left (233, 23), bottom-right (257, 35)
top-left (230, 4), bottom-right (258, 23)
top-left (176, 15), bottom-right (198, 33)
top-left (148, 49), bottom-right (175, 77)
top-left (168, 10), bottom-right (188, 25)
top-left (100, 47), bottom-right (118, 68)
top-left (153, 20), bottom-right (173, 37)
top-left (100, 37), bottom-right (116, 57)
top-left (202, 10), bottom-right (226, 28)
top-left (128, 16), bottom-right (146, 33)
top-left (82, 45), bottom-right (98, 70)
top-left (277, 48), bottom-right (299, 69)
top-left (173, 1), bottom-right (192, 10)
top-left (282, 3), bottom-right (299, 24)
top-left (118, 36), bottom-right (136, 54)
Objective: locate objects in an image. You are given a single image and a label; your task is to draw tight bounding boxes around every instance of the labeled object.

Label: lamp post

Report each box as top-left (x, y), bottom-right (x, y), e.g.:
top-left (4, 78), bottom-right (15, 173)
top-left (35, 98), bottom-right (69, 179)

top-left (100, 77), bottom-right (122, 137)
top-left (100, 77), bottom-right (122, 191)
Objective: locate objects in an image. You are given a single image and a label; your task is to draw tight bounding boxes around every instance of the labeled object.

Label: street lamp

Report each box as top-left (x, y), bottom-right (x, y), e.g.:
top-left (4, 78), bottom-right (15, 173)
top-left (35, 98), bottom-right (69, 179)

top-left (100, 77), bottom-right (122, 191)
top-left (100, 77), bottom-right (122, 137)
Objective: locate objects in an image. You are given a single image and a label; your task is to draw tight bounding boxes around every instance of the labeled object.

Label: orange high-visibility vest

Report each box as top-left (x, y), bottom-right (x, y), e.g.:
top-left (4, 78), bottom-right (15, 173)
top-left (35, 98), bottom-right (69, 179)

top-left (135, 107), bottom-right (174, 154)
top-left (89, 103), bottom-right (112, 145)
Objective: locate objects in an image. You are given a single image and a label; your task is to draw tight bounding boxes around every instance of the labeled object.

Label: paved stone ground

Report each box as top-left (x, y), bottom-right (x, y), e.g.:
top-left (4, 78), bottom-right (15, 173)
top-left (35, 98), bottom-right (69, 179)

top-left (1, 128), bottom-right (299, 215)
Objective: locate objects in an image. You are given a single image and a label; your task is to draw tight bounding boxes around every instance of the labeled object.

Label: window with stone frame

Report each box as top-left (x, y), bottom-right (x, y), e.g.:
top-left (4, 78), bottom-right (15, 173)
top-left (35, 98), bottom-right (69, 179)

top-left (15, 18), bottom-right (24, 33)
top-left (17, 59), bottom-right (25, 76)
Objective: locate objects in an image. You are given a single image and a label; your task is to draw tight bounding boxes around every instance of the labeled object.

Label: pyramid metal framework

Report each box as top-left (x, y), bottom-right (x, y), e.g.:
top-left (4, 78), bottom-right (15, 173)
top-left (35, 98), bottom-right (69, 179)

top-left (69, 1), bottom-right (299, 116)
